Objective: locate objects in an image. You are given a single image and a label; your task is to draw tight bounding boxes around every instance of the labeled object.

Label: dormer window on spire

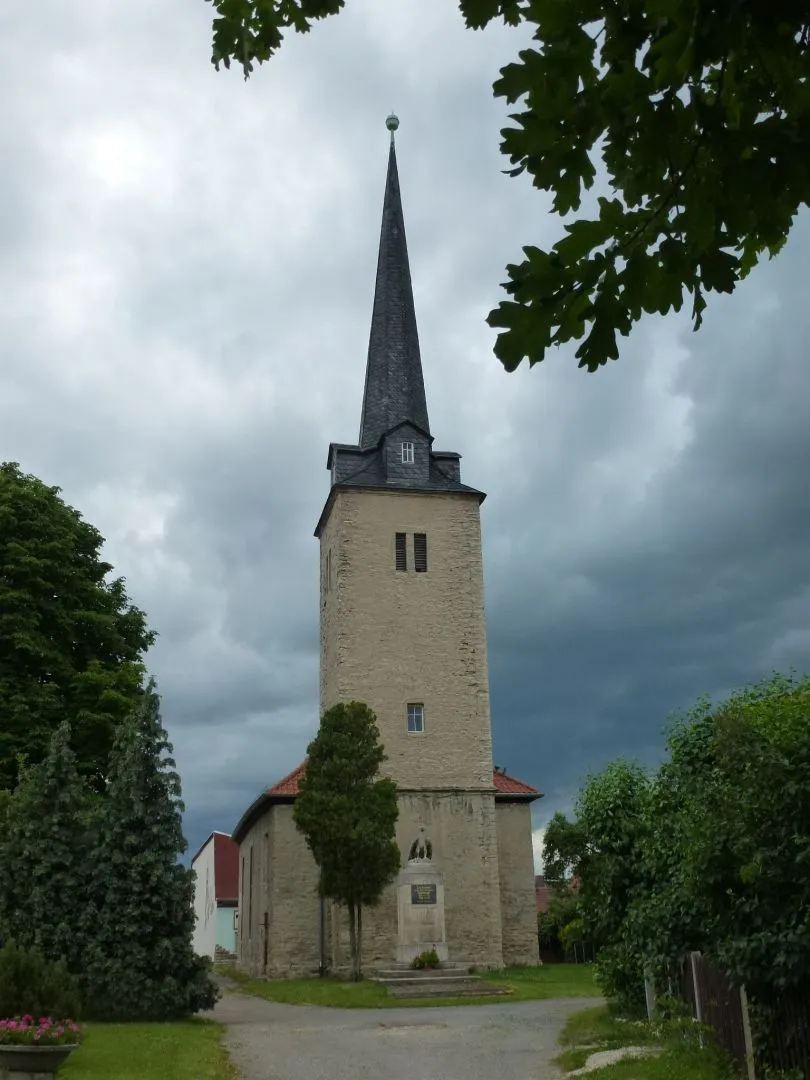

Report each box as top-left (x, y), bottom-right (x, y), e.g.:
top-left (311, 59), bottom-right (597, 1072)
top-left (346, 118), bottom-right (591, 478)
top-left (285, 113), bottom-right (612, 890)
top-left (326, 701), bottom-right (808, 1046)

top-left (401, 441), bottom-right (414, 464)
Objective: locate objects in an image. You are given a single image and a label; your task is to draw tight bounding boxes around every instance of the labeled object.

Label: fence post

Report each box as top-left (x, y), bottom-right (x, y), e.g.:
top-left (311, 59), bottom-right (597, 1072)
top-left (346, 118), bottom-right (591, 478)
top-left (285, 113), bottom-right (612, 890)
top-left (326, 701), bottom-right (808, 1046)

top-left (739, 985), bottom-right (756, 1080)
top-left (690, 951), bottom-right (704, 1048)
top-left (644, 965), bottom-right (656, 1022)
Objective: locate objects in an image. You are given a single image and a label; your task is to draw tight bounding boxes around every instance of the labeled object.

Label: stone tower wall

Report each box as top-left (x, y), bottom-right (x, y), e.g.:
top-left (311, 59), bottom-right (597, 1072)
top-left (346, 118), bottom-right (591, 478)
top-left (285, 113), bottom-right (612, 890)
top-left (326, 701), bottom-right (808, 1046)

top-left (236, 805), bottom-right (322, 978)
top-left (318, 488), bottom-right (494, 791)
top-left (329, 790), bottom-right (504, 972)
top-left (496, 801), bottom-right (541, 966)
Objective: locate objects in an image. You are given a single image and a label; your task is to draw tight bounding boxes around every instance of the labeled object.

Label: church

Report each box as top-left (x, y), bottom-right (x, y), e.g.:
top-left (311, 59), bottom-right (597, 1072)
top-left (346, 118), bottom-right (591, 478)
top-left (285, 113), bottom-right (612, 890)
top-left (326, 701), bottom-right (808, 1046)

top-left (231, 116), bottom-right (541, 976)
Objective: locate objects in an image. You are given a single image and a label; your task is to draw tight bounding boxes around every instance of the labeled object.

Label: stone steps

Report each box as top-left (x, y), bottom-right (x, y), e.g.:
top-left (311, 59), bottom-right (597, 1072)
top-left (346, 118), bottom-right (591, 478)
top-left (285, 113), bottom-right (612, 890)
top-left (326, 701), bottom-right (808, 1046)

top-left (370, 964), bottom-right (512, 1000)
top-left (373, 966), bottom-right (472, 981)
top-left (385, 979), bottom-right (512, 999)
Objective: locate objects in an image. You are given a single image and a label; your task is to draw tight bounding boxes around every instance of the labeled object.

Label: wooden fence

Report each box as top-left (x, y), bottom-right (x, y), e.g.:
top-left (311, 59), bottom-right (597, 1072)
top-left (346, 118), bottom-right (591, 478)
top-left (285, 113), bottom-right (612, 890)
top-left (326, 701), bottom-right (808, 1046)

top-left (749, 987), bottom-right (810, 1079)
top-left (677, 952), bottom-right (810, 1079)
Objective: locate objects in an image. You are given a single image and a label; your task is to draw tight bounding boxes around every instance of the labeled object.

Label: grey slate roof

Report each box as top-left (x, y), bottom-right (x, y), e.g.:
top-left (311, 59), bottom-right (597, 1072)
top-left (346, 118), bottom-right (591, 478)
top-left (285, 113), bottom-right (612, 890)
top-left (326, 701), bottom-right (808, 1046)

top-left (315, 127), bottom-right (484, 537)
top-left (358, 137), bottom-right (430, 450)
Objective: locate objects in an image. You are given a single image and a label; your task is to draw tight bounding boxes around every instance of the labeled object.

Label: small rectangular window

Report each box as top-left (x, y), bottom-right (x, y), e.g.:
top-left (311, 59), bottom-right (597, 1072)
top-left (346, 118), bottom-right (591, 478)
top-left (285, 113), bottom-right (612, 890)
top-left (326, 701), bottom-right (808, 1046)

top-left (401, 441), bottom-right (415, 464)
top-left (414, 533), bottom-right (427, 573)
top-left (395, 532), bottom-right (407, 571)
top-left (407, 703), bottom-right (424, 733)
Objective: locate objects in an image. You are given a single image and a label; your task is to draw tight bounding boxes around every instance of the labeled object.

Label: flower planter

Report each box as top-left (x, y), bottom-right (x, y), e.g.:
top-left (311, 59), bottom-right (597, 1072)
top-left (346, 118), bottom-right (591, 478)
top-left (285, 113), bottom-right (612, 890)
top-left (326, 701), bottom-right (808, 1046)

top-left (0, 1043), bottom-right (79, 1078)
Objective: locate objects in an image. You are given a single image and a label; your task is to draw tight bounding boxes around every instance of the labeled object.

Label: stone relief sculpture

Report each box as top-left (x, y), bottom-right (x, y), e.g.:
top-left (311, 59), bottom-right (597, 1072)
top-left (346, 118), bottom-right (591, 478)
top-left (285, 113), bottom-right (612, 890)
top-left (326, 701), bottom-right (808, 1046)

top-left (408, 835), bottom-right (433, 862)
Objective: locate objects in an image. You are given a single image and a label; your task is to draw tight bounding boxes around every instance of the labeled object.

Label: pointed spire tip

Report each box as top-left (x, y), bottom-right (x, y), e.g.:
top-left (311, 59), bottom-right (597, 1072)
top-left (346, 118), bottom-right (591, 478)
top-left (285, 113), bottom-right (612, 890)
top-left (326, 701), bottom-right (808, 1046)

top-left (385, 112), bottom-right (399, 145)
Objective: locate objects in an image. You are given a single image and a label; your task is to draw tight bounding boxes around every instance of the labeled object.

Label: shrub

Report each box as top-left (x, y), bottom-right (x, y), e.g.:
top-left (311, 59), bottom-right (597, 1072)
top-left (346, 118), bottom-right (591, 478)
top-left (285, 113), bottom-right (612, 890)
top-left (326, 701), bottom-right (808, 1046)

top-left (537, 911), bottom-right (558, 949)
top-left (0, 941), bottom-right (81, 1021)
top-left (594, 941), bottom-right (646, 1018)
top-left (412, 949), bottom-right (440, 970)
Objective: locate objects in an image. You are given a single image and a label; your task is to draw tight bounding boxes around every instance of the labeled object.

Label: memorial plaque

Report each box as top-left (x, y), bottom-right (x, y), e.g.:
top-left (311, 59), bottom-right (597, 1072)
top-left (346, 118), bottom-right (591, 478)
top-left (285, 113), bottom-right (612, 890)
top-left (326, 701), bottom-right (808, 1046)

top-left (411, 883), bottom-right (437, 905)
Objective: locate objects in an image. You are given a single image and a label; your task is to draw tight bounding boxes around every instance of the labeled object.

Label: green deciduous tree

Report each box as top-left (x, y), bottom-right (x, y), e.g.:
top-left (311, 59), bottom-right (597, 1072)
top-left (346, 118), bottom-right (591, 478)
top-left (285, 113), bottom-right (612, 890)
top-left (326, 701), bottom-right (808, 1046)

top-left (206, 0), bottom-right (810, 373)
top-left (537, 882), bottom-right (583, 954)
top-left (82, 681), bottom-right (216, 1019)
top-left (551, 672), bottom-right (810, 1017)
top-left (544, 760), bottom-right (651, 1012)
top-left (293, 701), bottom-right (401, 980)
top-left (0, 462), bottom-right (155, 793)
top-left (637, 672), bottom-right (810, 998)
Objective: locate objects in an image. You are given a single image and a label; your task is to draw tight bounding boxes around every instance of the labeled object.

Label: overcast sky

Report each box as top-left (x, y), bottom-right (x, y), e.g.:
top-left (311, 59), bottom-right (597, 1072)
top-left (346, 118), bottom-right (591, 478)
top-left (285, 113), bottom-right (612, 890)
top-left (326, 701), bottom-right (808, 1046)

top-left (2, 1), bottom-right (809, 869)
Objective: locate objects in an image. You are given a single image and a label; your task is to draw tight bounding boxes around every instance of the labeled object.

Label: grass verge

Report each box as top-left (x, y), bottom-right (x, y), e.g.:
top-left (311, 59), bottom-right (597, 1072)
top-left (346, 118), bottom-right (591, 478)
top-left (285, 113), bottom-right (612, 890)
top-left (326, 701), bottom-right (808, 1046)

top-left (219, 961), bottom-right (602, 1009)
top-left (556, 1005), bottom-right (738, 1080)
top-left (60, 1020), bottom-right (235, 1080)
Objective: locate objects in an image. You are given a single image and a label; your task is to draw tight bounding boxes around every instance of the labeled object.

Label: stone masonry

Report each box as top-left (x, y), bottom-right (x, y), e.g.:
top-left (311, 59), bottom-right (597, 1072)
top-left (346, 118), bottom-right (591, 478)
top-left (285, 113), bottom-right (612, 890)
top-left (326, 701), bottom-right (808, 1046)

top-left (231, 120), bottom-right (540, 978)
top-left (318, 488), bottom-right (495, 792)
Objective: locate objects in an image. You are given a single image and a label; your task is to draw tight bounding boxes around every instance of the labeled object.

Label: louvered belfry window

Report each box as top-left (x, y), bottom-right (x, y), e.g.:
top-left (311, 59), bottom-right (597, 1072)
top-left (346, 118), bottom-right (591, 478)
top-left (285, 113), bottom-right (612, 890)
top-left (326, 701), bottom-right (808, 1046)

top-left (414, 533), bottom-right (428, 573)
top-left (395, 532), bottom-right (407, 571)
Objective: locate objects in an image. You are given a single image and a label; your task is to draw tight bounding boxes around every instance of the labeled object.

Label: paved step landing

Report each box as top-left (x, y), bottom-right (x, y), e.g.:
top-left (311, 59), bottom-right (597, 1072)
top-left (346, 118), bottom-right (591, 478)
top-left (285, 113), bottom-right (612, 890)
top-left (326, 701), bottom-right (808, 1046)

top-left (370, 964), bottom-right (512, 1000)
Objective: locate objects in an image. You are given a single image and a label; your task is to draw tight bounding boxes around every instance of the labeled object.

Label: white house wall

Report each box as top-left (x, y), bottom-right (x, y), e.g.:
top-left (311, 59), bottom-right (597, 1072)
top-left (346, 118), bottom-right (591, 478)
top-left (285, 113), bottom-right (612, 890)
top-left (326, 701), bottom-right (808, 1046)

top-left (192, 838), bottom-right (217, 959)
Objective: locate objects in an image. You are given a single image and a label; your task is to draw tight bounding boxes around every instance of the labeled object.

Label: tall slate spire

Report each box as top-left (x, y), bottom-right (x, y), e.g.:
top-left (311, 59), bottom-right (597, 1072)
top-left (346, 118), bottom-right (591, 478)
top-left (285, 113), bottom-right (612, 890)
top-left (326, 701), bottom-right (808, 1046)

top-left (358, 114), bottom-right (430, 450)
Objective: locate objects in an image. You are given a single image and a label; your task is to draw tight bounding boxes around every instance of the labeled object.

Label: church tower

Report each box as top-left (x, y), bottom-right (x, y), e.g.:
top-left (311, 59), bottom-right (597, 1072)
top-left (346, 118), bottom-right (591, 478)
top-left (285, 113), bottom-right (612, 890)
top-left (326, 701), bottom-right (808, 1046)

top-left (314, 116), bottom-right (525, 969)
top-left (231, 117), bottom-right (540, 979)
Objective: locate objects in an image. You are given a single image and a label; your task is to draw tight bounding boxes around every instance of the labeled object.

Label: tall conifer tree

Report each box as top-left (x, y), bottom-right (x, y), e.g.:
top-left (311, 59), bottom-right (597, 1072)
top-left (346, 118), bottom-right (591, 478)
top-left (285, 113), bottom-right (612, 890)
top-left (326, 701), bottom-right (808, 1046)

top-left (83, 681), bottom-right (216, 1020)
top-left (0, 722), bottom-right (90, 971)
top-left (294, 701), bottom-right (400, 979)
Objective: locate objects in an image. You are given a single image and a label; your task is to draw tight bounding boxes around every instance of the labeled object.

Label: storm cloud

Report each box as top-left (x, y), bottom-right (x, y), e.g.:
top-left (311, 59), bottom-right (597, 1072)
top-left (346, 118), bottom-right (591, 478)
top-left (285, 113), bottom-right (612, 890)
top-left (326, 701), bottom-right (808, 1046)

top-left (2, 0), bottom-right (808, 866)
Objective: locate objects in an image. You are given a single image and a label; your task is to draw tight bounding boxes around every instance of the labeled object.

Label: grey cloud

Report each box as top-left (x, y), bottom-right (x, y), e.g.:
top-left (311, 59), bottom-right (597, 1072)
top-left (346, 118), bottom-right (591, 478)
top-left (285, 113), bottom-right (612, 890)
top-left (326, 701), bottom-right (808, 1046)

top-left (1, 0), bottom-right (808, 859)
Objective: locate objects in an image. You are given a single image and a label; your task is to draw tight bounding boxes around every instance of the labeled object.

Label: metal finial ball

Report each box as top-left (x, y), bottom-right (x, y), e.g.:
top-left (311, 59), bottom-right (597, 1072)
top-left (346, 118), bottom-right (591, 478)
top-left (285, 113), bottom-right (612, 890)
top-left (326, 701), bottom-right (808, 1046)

top-left (386, 112), bottom-right (399, 132)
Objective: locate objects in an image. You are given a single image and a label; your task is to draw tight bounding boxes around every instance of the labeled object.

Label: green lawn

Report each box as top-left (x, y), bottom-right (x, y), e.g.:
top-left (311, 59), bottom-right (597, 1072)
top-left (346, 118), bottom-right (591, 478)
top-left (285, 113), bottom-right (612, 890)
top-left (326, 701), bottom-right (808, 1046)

top-left (220, 961), bottom-right (602, 1009)
top-left (556, 1005), bottom-right (738, 1080)
top-left (60, 1020), bottom-right (235, 1080)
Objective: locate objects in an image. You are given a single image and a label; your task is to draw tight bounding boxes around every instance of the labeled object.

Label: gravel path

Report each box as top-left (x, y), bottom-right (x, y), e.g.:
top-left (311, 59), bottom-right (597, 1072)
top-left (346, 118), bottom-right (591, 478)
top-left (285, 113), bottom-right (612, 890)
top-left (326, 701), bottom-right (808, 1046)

top-left (204, 981), bottom-right (599, 1080)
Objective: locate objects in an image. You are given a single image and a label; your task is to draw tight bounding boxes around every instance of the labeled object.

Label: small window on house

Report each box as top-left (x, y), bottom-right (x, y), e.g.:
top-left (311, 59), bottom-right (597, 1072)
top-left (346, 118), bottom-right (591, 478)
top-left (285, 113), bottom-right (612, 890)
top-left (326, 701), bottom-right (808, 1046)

top-left (395, 533), bottom-right (407, 571)
top-left (401, 441), bottom-right (415, 464)
top-left (407, 703), bottom-right (424, 733)
top-left (414, 533), bottom-right (428, 573)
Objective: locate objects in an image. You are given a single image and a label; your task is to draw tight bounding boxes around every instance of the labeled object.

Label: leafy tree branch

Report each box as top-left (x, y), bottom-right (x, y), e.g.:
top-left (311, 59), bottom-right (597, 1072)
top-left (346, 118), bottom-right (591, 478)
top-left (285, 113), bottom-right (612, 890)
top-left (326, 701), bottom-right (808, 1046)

top-left (206, 0), bottom-right (810, 373)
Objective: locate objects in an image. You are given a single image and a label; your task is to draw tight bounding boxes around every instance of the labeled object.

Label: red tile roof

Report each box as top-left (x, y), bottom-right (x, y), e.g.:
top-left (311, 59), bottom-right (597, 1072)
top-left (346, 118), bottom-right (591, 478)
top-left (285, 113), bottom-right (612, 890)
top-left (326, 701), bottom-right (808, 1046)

top-left (267, 759), bottom-right (309, 796)
top-left (265, 760), bottom-right (540, 799)
top-left (492, 767), bottom-right (540, 796)
top-left (234, 760), bottom-right (541, 844)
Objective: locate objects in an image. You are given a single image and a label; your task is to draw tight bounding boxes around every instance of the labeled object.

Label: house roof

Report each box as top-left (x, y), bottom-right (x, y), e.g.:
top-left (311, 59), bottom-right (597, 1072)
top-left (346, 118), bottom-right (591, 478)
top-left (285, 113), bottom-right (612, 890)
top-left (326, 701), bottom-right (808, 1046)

top-left (267, 759), bottom-right (308, 796)
top-left (190, 830), bottom-right (239, 903)
top-left (492, 766), bottom-right (539, 796)
top-left (232, 760), bottom-right (542, 845)
top-left (535, 874), bottom-right (551, 913)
